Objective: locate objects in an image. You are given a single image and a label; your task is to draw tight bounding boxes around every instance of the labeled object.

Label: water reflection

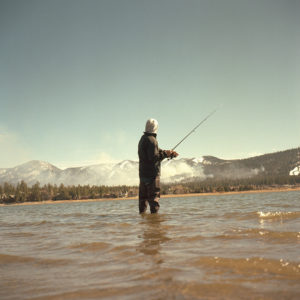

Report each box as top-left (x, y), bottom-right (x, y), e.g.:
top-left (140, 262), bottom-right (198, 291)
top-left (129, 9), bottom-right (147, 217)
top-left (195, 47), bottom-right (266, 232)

top-left (137, 214), bottom-right (169, 263)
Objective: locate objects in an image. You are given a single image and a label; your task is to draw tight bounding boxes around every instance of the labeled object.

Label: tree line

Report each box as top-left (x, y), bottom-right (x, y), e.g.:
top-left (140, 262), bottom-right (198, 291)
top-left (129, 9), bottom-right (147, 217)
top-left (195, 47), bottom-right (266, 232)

top-left (0, 174), bottom-right (300, 204)
top-left (161, 174), bottom-right (300, 194)
top-left (0, 181), bottom-right (138, 204)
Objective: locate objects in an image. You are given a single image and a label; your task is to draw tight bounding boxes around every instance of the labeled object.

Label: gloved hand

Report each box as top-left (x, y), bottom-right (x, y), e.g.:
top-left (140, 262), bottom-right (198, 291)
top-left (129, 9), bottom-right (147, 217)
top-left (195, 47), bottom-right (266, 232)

top-left (165, 150), bottom-right (179, 159)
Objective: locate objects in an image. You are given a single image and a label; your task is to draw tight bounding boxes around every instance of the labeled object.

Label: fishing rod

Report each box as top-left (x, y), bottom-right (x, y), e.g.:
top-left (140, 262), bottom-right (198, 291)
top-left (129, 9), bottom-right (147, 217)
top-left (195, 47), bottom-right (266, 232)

top-left (171, 107), bottom-right (219, 151)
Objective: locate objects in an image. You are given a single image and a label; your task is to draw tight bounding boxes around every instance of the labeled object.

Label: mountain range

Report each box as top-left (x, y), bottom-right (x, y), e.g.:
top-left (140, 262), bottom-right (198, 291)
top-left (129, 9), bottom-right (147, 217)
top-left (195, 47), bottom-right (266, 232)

top-left (0, 148), bottom-right (299, 186)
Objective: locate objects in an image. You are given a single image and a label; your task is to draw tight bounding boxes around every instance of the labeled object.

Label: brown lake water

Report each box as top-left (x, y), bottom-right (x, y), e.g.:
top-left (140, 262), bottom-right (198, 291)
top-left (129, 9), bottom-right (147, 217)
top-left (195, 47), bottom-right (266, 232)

top-left (0, 191), bottom-right (300, 300)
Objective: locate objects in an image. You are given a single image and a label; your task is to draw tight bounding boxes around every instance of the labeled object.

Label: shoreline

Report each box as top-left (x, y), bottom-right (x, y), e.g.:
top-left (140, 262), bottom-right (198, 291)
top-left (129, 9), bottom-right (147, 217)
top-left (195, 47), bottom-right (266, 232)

top-left (1, 186), bottom-right (300, 207)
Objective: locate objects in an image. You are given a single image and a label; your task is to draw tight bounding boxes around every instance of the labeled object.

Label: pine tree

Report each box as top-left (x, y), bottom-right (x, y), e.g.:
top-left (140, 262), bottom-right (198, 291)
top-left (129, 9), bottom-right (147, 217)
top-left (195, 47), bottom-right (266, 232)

top-left (15, 181), bottom-right (28, 203)
top-left (29, 182), bottom-right (41, 202)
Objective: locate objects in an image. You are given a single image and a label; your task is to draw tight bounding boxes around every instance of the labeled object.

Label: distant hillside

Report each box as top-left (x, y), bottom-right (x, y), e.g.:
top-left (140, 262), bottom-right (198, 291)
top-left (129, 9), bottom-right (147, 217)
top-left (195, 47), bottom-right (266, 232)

top-left (202, 148), bottom-right (300, 179)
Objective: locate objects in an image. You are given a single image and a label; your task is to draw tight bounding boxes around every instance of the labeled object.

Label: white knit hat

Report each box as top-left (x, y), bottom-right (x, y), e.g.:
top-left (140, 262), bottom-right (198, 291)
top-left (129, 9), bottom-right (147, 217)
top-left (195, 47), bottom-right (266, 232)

top-left (145, 118), bottom-right (158, 134)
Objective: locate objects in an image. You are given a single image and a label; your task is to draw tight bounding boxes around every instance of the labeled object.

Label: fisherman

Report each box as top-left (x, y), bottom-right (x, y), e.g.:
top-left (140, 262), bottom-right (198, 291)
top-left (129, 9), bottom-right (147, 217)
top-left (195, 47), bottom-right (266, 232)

top-left (138, 118), bottom-right (178, 213)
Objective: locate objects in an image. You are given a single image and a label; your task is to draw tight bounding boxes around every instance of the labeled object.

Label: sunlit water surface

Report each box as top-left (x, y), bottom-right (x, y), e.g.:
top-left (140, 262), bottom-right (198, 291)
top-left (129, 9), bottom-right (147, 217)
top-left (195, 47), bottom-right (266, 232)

top-left (0, 191), bottom-right (300, 300)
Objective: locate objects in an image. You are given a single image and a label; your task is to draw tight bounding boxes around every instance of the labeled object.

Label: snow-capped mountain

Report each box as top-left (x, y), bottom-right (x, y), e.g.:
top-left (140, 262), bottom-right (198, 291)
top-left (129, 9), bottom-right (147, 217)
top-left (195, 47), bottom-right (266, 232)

top-left (0, 161), bottom-right (61, 186)
top-left (0, 148), bottom-right (299, 186)
top-left (0, 158), bottom-right (208, 186)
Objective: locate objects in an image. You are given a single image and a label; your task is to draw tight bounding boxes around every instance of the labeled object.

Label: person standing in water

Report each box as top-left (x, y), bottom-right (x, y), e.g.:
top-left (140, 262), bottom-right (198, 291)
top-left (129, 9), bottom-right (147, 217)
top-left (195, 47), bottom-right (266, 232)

top-left (138, 118), bottom-right (178, 213)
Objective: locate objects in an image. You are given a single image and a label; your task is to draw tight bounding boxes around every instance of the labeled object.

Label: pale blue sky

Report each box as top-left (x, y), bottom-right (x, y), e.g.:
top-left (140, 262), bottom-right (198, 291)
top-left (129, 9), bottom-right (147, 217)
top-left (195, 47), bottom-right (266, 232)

top-left (1, 0), bottom-right (299, 168)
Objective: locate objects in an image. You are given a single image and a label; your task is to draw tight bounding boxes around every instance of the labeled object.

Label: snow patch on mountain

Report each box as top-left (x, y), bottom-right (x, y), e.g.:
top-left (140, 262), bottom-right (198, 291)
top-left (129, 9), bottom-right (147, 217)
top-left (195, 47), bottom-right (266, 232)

top-left (289, 166), bottom-right (300, 176)
top-left (192, 157), bottom-right (204, 164)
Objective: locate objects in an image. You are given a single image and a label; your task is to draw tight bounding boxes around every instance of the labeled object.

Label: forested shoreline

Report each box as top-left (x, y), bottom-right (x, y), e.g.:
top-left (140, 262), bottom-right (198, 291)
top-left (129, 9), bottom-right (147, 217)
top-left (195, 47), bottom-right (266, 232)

top-left (1, 174), bottom-right (300, 204)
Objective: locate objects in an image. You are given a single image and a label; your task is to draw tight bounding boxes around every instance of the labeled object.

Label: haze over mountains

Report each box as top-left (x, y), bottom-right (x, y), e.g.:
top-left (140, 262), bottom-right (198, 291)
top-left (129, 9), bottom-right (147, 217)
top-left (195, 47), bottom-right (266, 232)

top-left (0, 148), bottom-right (299, 186)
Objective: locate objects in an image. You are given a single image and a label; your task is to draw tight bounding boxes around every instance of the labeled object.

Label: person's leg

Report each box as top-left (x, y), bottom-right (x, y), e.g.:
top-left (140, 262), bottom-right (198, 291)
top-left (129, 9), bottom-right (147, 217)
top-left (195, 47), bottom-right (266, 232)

top-left (139, 181), bottom-right (148, 213)
top-left (148, 176), bottom-right (160, 214)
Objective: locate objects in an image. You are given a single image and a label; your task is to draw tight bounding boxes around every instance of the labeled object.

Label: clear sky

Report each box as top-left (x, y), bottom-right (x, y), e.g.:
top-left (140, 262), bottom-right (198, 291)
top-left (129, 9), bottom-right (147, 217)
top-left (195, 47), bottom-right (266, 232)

top-left (1, 0), bottom-right (299, 169)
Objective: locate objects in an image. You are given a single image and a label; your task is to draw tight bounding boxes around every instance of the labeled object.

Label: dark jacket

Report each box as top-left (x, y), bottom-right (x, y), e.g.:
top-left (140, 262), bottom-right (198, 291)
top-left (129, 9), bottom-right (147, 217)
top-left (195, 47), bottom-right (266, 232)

top-left (138, 132), bottom-right (167, 179)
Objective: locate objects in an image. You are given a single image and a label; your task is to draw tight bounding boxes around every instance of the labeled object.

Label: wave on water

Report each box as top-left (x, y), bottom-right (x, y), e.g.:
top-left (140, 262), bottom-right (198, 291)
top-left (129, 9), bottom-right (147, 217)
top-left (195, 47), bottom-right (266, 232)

top-left (224, 211), bottom-right (300, 222)
top-left (58, 212), bottom-right (92, 218)
top-left (0, 253), bottom-right (33, 264)
top-left (69, 242), bottom-right (111, 252)
top-left (189, 256), bottom-right (300, 279)
top-left (3, 232), bottom-right (35, 238)
top-left (215, 228), bottom-right (300, 242)
top-left (0, 253), bottom-right (71, 266)
top-left (257, 211), bottom-right (300, 220)
top-left (0, 220), bottom-right (55, 228)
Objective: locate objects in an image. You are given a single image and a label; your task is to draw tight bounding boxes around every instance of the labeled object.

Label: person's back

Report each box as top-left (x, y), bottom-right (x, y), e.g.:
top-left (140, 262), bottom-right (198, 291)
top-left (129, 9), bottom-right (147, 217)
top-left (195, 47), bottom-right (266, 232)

top-left (138, 132), bottom-right (163, 179)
